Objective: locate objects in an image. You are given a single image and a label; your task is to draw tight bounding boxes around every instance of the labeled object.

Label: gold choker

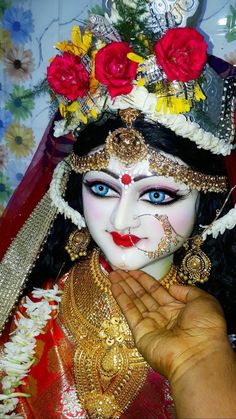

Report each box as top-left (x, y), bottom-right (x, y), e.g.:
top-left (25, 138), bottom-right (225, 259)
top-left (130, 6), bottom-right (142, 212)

top-left (159, 264), bottom-right (180, 289)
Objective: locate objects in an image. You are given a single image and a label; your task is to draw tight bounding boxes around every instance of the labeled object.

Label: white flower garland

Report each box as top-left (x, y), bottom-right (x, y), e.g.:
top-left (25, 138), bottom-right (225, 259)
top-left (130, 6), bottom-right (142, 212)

top-left (202, 204), bottom-right (236, 240)
top-left (49, 160), bottom-right (86, 229)
top-left (155, 113), bottom-right (232, 156)
top-left (0, 286), bottom-right (62, 418)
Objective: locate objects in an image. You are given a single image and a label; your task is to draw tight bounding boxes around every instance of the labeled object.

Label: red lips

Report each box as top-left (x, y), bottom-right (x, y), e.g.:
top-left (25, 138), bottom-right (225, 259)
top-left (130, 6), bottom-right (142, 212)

top-left (110, 231), bottom-right (141, 247)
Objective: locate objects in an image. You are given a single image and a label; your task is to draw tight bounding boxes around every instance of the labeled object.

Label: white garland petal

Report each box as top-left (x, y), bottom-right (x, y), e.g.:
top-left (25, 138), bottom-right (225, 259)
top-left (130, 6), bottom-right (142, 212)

top-left (49, 160), bottom-right (86, 229)
top-left (107, 85), bottom-right (157, 115)
top-left (53, 119), bottom-right (81, 138)
top-left (0, 285), bottom-right (61, 417)
top-left (155, 114), bottom-right (233, 156)
top-left (53, 119), bottom-right (71, 137)
top-left (202, 205), bottom-right (236, 240)
top-left (32, 285), bottom-right (62, 302)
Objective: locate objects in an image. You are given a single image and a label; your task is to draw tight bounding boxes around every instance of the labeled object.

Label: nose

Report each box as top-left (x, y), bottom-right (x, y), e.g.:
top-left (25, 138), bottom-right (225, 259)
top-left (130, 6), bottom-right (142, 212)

top-left (110, 196), bottom-right (140, 231)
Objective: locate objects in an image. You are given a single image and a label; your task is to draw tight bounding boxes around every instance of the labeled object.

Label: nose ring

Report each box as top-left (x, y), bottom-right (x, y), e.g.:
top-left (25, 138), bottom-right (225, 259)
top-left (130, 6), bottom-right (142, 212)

top-left (128, 214), bottom-right (178, 259)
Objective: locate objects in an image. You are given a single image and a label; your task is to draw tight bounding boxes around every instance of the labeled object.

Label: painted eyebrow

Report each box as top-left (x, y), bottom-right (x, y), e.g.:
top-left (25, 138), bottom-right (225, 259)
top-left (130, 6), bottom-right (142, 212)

top-left (100, 169), bottom-right (157, 182)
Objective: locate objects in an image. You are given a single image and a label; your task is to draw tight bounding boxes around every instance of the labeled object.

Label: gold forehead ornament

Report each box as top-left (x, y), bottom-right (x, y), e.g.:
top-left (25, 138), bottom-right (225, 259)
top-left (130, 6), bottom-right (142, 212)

top-left (69, 109), bottom-right (227, 193)
top-left (106, 108), bottom-right (148, 165)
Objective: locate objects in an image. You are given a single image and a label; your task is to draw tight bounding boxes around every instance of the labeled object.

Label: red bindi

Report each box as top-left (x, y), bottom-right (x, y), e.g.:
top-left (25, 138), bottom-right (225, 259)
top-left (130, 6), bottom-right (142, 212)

top-left (121, 174), bottom-right (132, 185)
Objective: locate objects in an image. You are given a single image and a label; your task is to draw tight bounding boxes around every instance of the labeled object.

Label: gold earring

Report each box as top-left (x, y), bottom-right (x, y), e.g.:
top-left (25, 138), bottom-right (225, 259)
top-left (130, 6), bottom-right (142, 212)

top-left (65, 228), bottom-right (91, 261)
top-left (178, 236), bottom-right (211, 285)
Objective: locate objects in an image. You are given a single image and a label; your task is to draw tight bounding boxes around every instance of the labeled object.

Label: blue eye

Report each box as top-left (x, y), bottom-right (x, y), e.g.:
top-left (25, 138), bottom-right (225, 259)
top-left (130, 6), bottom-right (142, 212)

top-left (148, 191), bottom-right (166, 204)
top-left (91, 183), bottom-right (110, 196)
top-left (140, 189), bottom-right (181, 205)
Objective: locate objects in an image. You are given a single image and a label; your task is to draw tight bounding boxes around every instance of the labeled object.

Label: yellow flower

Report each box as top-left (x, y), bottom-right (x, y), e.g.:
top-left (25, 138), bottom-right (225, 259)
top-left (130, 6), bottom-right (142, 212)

top-left (4, 122), bottom-right (35, 157)
top-left (194, 82), bottom-right (206, 102)
top-left (56, 25), bottom-right (92, 56)
top-left (89, 50), bottom-right (99, 94)
top-left (127, 52), bottom-right (145, 64)
top-left (59, 101), bottom-right (79, 117)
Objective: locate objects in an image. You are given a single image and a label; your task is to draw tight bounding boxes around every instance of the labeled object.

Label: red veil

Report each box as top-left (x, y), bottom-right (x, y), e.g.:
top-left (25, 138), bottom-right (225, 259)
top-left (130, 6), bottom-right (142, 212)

top-left (0, 113), bottom-right (75, 261)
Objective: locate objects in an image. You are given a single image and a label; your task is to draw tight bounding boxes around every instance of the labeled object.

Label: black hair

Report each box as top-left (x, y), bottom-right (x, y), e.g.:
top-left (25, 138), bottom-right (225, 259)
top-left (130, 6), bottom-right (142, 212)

top-left (26, 113), bottom-right (236, 333)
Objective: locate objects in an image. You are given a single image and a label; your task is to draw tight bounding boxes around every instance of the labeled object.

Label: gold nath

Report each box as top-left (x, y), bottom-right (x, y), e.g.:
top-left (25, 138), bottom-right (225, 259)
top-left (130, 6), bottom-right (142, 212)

top-left (69, 108), bottom-right (227, 193)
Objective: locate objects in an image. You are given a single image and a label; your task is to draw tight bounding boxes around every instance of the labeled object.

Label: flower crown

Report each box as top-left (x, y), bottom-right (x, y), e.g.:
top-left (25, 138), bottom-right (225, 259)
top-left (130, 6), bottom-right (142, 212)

top-left (46, 0), bottom-right (235, 156)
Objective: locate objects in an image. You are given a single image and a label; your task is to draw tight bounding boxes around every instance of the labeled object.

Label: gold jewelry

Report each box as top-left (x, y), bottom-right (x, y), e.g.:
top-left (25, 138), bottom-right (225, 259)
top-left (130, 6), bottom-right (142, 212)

top-left (159, 265), bottom-right (182, 289)
top-left (60, 249), bottom-right (149, 418)
top-left (149, 151), bottom-right (227, 193)
top-left (129, 214), bottom-right (178, 259)
top-left (105, 108), bottom-right (149, 165)
top-left (69, 130), bottom-right (227, 193)
top-left (70, 149), bottom-right (109, 173)
top-left (65, 228), bottom-right (91, 261)
top-left (146, 214), bottom-right (178, 259)
top-left (177, 236), bottom-right (211, 285)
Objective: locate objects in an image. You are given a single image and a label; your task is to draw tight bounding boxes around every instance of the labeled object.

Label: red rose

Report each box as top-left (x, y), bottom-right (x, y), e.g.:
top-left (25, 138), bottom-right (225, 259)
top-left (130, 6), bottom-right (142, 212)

top-left (95, 42), bottom-right (138, 98)
top-left (154, 27), bottom-right (207, 82)
top-left (47, 52), bottom-right (89, 101)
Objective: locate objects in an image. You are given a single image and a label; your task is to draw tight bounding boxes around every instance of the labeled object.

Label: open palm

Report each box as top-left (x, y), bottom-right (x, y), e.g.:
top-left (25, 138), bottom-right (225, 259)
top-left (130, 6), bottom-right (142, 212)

top-left (109, 270), bottom-right (227, 383)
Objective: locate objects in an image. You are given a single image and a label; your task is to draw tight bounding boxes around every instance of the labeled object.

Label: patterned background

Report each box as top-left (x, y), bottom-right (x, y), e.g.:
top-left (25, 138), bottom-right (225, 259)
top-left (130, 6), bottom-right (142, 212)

top-left (0, 0), bottom-right (236, 214)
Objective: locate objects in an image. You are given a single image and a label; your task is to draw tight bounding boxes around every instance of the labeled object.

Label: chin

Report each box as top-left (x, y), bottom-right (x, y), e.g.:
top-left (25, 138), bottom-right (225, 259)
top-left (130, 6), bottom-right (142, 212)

top-left (98, 239), bottom-right (152, 271)
top-left (106, 253), bottom-right (147, 272)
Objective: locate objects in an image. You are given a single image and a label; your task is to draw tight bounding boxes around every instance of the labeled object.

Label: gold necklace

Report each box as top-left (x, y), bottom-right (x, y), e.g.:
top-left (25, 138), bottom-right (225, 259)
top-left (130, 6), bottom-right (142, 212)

top-left (159, 264), bottom-right (180, 289)
top-left (60, 249), bottom-right (148, 418)
top-left (60, 249), bottom-right (180, 418)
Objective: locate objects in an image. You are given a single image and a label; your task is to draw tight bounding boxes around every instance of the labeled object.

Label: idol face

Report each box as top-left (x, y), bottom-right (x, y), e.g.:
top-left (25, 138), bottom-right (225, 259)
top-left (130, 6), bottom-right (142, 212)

top-left (82, 154), bottom-right (199, 272)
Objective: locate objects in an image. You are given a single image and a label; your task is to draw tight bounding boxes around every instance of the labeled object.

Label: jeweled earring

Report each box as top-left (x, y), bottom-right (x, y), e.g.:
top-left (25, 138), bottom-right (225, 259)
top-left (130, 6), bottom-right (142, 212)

top-left (65, 228), bottom-right (91, 261)
top-left (178, 236), bottom-right (211, 285)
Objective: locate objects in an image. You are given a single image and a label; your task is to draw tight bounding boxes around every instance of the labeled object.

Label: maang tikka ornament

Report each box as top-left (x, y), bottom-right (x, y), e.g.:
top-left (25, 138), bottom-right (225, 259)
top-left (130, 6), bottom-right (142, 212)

top-left (106, 108), bottom-right (148, 165)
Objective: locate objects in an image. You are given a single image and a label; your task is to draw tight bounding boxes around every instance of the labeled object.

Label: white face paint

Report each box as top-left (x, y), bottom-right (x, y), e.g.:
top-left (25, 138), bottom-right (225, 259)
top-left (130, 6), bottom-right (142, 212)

top-left (82, 155), bottom-right (199, 278)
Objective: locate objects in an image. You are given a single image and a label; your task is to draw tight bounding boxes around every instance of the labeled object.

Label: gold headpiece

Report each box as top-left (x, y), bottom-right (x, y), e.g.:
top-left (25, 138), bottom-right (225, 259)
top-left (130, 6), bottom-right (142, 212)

top-left (106, 109), bottom-right (148, 165)
top-left (69, 109), bottom-right (227, 193)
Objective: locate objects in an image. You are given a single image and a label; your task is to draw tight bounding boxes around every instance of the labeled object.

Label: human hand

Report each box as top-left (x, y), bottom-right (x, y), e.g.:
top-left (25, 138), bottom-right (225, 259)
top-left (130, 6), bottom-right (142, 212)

top-left (109, 270), bottom-right (228, 385)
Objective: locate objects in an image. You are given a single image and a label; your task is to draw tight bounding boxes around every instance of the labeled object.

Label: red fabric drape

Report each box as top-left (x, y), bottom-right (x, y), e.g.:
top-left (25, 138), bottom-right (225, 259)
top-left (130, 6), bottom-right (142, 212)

top-left (0, 114), bottom-right (74, 261)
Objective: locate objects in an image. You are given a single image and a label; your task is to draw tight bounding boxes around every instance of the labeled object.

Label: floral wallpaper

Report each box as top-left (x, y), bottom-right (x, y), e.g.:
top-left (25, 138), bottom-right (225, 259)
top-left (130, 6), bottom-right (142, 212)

top-left (0, 0), bottom-right (235, 213)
